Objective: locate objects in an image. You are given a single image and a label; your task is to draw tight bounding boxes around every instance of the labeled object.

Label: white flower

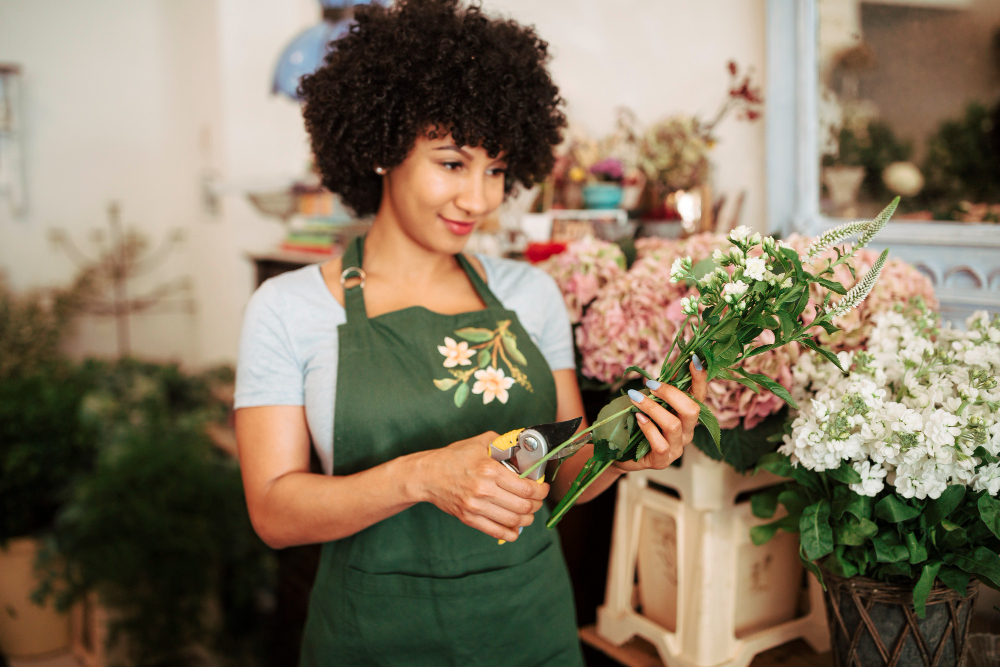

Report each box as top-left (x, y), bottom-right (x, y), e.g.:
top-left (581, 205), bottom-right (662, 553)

top-left (850, 460), bottom-right (887, 497)
top-left (669, 257), bottom-right (691, 283)
top-left (680, 296), bottom-right (699, 315)
top-left (729, 225), bottom-right (752, 243)
top-left (712, 248), bottom-right (726, 262)
top-left (471, 366), bottom-right (516, 404)
top-left (721, 280), bottom-right (749, 303)
top-left (974, 463), bottom-right (1000, 496)
top-left (744, 256), bottom-right (767, 281)
top-left (438, 337), bottom-right (475, 367)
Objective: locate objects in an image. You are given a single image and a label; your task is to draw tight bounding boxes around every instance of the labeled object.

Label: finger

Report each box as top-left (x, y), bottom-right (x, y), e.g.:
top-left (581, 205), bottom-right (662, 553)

top-left (471, 498), bottom-right (529, 529)
top-left (488, 487), bottom-right (538, 517)
top-left (690, 355), bottom-right (708, 402)
top-left (495, 471), bottom-right (549, 501)
top-left (628, 389), bottom-right (683, 448)
top-left (467, 514), bottom-right (520, 542)
top-left (634, 411), bottom-right (670, 457)
top-left (645, 380), bottom-right (701, 442)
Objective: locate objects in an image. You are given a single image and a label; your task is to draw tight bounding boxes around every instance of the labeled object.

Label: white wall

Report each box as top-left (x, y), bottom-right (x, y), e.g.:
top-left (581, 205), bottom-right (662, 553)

top-left (0, 0), bottom-right (768, 367)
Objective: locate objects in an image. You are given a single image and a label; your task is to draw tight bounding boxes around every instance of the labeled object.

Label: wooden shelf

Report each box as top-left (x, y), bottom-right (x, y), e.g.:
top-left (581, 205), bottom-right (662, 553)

top-left (578, 625), bottom-right (833, 667)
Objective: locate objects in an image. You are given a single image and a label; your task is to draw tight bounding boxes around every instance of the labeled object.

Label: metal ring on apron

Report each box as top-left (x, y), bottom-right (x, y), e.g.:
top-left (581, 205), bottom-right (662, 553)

top-left (340, 267), bottom-right (367, 289)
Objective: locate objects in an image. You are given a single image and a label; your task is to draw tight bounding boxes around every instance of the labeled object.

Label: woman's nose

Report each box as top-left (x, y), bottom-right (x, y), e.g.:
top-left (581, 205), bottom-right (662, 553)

top-left (454, 172), bottom-right (489, 217)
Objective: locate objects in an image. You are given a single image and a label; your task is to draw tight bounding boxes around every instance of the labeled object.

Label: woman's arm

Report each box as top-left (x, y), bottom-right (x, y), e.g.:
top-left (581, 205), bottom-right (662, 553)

top-left (236, 405), bottom-right (548, 549)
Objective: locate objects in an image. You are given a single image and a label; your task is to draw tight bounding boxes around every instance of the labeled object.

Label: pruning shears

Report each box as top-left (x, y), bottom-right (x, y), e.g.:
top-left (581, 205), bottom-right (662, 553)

top-left (488, 417), bottom-right (587, 543)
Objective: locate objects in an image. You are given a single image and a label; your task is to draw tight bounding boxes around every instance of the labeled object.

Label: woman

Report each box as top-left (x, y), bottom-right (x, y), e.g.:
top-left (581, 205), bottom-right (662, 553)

top-left (234, 1), bottom-right (708, 664)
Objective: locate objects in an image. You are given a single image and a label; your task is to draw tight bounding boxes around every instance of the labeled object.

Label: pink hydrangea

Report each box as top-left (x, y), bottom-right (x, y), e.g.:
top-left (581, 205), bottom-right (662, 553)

top-left (784, 234), bottom-right (938, 352)
top-left (540, 237), bottom-right (627, 324)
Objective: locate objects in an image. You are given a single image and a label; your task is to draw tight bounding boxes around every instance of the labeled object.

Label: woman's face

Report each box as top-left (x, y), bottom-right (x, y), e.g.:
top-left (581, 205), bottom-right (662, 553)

top-left (379, 131), bottom-right (508, 255)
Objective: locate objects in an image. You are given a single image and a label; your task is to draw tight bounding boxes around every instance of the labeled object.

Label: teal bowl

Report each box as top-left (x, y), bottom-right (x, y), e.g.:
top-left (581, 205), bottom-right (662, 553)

top-left (583, 183), bottom-right (623, 210)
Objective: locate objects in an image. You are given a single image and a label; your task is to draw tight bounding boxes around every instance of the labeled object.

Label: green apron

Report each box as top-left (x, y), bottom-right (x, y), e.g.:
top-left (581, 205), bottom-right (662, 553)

top-left (300, 236), bottom-right (584, 666)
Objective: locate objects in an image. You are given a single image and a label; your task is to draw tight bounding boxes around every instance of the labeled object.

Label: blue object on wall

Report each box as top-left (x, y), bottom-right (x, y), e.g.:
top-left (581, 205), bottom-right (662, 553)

top-left (271, 1), bottom-right (381, 101)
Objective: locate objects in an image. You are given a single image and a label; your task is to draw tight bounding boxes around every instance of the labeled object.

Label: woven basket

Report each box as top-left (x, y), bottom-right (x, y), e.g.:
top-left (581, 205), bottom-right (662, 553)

top-left (822, 569), bottom-right (980, 667)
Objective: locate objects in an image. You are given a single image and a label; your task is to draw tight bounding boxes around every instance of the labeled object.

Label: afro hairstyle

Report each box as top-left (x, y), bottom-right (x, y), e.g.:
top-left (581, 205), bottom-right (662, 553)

top-left (298, 0), bottom-right (566, 217)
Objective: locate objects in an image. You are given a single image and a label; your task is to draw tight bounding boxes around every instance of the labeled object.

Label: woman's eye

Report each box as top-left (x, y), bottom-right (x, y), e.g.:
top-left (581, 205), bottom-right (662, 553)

top-left (441, 161), bottom-right (463, 171)
top-left (489, 167), bottom-right (508, 177)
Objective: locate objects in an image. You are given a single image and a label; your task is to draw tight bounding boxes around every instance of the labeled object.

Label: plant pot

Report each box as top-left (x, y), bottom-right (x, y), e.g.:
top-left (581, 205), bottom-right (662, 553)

top-left (583, 182), bottom-right (623, 209)
top-left (822, 569), bottom-right (979, 666)
top-left (0, 537), bottom-right (70, 658)
top-left (822, 165), bottom-right (866, 217)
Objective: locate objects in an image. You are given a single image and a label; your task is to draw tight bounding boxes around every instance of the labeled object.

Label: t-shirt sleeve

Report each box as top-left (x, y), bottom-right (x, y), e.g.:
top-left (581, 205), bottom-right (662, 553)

top-left (534, 270), bottom-right (576, 372)
top-left (234, 281), bottom-right (305, 408)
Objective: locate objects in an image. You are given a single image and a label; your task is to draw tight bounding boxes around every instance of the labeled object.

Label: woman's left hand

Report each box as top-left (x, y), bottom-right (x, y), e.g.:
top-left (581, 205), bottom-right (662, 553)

top-left (613, 357), bottom-right (709, 472)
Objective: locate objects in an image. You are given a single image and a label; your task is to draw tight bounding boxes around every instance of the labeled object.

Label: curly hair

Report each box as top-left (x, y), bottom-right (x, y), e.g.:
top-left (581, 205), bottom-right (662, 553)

top-left (299, 0), bottom-right (566, 217)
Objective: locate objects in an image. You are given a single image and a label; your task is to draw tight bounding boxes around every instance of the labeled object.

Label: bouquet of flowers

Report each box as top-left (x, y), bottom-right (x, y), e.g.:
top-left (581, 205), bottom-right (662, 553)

top-left (526, 199), bottom-right (904, 528)
top-left (540, 237), bottom-right (627, 325)
top-left (752, 301), bottom-right (1000, 615)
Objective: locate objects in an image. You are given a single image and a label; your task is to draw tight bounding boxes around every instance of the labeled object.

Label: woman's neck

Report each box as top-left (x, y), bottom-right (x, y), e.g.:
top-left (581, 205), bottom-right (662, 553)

top-left (362, 219), bottom-right (460, 287)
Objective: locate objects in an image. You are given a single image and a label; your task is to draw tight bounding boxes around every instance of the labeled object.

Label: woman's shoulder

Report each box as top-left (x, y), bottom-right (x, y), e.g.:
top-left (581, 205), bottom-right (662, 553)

top-left (473, 254), bottom-right (559, 300)
top-left (248, 263), bottom-right (343, 326)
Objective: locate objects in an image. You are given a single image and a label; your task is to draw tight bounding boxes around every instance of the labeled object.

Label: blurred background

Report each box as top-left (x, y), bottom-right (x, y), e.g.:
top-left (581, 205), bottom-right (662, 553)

top-left (1, 1), bottom-right (998, 666)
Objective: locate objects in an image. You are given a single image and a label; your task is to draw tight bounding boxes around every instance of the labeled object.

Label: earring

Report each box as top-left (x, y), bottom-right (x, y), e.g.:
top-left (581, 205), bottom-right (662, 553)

top-left (375, 167), bottom-right (386, 175)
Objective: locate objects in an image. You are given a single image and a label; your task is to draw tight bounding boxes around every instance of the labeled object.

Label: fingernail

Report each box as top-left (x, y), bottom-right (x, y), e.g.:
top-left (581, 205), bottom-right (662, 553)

top-left (636, 413), bottom-right (650, 425)
top-left (645, 379), bottom-right (662, 391)
top-left (627, 389), bottom-right (645, 403)
top-left (692, 354), bottom-right (703, 371)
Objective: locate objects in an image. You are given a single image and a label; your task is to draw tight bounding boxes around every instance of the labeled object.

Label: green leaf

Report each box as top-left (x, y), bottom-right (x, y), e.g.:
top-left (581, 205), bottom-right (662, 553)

top-left (776, 309), bottom-right (798, 344)
top-left (733, 368), bottom-right (798, 410)
top-left (979, 493), bottom-right (1000, 541)
top-left (778, 489), bottom-right (809, 517)
top-left (433, 378), bottom-right (459, 391)
top-left (800, 544), bottom-right (826, 589)
top-left (691, 396), bottom-right (721, 452)
top-left (454, 382), bottom-right (470, 407)
top-left (709, 318), bottom-right (739, 341)
top-left (690, 410), bottom-right (787, 472)
top-left (872, 534), bottom-right (909, 563)
top-left (477, 348), bottom-right (491, 368)
top-left (751, 488), bottom-right (779, 519)
top-left (624, 365), bottom-right (654, 381)
top-left (940, 523), bottom-right (968, 550)
top-left (633, 440), bottom-right (650, 461)
top-left (913, 561), bottom-right (942, 619)
top-left (800, 338), bottom-right (846, 373)
top-left (756, 452), bottom-right (794, 477)
top-left (823, 547), bottom-right (859, 578)
top-left (454, 327), bottom-right (495, 343)
top-left (938, 566), bottom-right (971, 596)
top-left (945, 547), bottom-right (1000, 590)
top-left (906, 532), bottom-right (928, 564)
top-left (813, 319), bottom-right (840, 335)
top-left (875, 494), bottom-right (921, 523)
top-left (728, 374), bottom-right (761, 394)
top-left (593, 394), bottom-right (634, 452)
top-left (826, 462), bottom-right (862, 485)
top-left (834, 516), bottom-right (878, 546)
top-left (501, 333), bottom-right (528, 366)
top-left (800, 500), bottom-right (834, 561)
top-left (751, 514), bottom-right (798, 545)
top-left (813, 276), bottom-right (848, 295)
top-left (591, 439), bottom-right (621, 463)
top-left (832, 485), bottom-right (873, 520)
top-left (975, 446), bottom-right (999, 465)
top-left (924, 485), bottom-right (966, 526)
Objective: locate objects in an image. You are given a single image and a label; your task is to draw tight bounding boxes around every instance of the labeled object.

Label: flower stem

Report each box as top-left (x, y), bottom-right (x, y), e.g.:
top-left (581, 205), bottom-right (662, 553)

top-left (518, 406), bottom-right (633, 479)
top-left (546, 460), bottom-right (617, 528)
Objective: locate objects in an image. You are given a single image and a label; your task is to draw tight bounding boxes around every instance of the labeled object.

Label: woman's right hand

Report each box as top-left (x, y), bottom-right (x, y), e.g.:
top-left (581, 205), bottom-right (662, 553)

top-left (416, 431), bottom-right (549, 542)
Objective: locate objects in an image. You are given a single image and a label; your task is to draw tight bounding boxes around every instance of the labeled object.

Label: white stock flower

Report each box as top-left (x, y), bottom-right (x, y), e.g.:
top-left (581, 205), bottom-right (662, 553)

top-left (680, 296), bottom-right (699, 316)
top-left (850, 460), bottom-right (887, 496)
top-left (721, 280), bottom-right (749, 303)
top-left (744, 256), bottom-right (767, 281)
top-left (670, 257), bottom-right (692, 283)
top-left (729, 226), bottom-right (752, 243)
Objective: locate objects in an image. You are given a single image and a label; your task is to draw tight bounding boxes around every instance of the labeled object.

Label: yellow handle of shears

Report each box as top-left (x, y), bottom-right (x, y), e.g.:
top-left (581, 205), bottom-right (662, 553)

top-left (491, 429), bottom-right (546, 544)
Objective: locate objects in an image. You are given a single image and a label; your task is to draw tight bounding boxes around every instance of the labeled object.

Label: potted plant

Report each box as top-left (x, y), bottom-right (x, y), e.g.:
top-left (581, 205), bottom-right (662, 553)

top-left (583, 158), bottom-right (625, 210)
top-left (35, 359), bottom-right (273, 667)
top-left (752, 300), bottom-right (1000, 666)
top-left (0, 272), bottom-right (96, 659)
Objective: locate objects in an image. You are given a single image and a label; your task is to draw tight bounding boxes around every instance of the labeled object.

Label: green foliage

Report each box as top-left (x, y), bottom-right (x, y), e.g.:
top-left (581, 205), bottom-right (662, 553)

top-left (692, 409), bottom-right (788, 473)
top-left (751, 453), bottom-right (1000, 618)
top-left (0, 363), bottom-right (97, 542)
top-left (34, 360), bottom-right (272, 667)
top-left (921, 101), bottom-right (1000, 208)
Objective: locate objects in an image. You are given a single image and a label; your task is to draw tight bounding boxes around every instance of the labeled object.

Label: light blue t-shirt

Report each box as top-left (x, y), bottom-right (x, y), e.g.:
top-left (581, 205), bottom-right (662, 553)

top-left (234, 255), bottom-right (574, 474)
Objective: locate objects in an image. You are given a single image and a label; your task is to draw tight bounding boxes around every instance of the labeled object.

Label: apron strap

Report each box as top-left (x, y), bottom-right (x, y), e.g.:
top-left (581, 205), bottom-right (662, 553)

top-left (340, 235), bottom-right (368, 322)
top-left (340, 235), bottom-right (505, 323)
top-left (456, 253), bottom-right (504, 310)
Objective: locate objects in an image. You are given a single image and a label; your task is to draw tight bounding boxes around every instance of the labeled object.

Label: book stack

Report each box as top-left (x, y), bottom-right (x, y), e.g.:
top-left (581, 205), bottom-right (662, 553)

top-left (280, 188), bottom-right (357, 255)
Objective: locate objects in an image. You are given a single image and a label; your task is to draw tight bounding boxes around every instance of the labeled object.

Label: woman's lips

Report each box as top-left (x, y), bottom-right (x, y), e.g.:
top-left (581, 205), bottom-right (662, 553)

top-left (441, 216), bottom-right (476, 236)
